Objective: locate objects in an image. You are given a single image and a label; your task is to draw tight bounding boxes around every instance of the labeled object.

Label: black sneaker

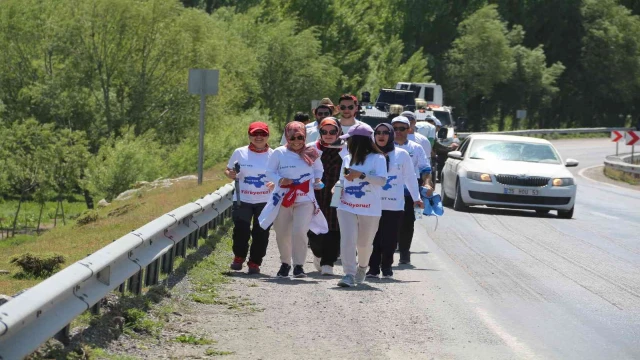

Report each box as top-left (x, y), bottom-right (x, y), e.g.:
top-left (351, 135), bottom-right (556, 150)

top-left (366, 269), bottom-right (380, 278)
top-left (399, 251), bottom-right (411, 265)
top-left (293, 265), bottom-right (306, 278)
top-left (382, 268), bottom-right (394, 278)
top-left (277, 263), bottom-right (291, 278)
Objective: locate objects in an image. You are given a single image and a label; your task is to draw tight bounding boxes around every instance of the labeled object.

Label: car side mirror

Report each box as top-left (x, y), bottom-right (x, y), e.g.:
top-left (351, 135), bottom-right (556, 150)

top-left (448, 151), bottom-right (463, 160)
top-left (565, 159), bottom-right (579, 167)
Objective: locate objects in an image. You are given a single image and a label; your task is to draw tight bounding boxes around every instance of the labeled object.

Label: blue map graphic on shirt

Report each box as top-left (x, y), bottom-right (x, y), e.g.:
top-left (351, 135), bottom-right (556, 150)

top-left (243, 174), bottom-right (267, 188)
top-left (345, 181), bottom-right (369, 198)
top-left (272, 192), bottom-right (281, 206)
top-left (292, 173), bottom-right (311, 185)
top-left (382, 176), bottom-right (397, 191)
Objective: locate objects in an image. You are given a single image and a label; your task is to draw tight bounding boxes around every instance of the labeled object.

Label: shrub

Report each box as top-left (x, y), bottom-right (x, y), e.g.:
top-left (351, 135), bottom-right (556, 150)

top-left (10, 253), bottom-right (65, 277)
top-left (75, 209), bottom-right (99, 226)
top-left (84, 129), bottom-right (168, 201)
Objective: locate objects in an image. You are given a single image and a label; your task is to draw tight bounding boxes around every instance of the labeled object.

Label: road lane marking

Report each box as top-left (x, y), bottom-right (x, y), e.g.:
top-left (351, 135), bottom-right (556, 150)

top-left (475, 307), bottom-right (538, 360)
top-left (578, 165), bottom-right (635, 191)
top-left (589, 211), bottom-right (619, 220)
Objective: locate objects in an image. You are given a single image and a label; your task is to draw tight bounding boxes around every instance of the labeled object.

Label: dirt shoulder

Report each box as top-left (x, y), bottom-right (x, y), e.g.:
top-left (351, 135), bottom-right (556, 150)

top-left (93, 223), bottom-right (516, 360)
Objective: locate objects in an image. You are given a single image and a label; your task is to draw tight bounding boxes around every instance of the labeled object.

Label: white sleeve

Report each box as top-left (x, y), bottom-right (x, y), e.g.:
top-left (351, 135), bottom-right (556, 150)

top-left (402, 152), bottom-right (420, 202)
top-left (365, 155), bottom-right (387, 187)
top-left (266, 150), bottom-right (282, 185)
top-left (226, 149), bottom-right (239, 170)
top-left (421, 138), bottom-right (432, 165)
top-left (415, 145), bottom-right (430, 175)
top-left (312, 156), bottom-right (324, 180)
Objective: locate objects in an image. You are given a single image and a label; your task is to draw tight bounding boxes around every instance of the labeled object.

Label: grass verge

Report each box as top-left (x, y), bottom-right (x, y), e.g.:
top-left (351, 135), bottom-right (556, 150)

top-left (0, 164), bottom-right (228, 295)
top-left (603, 167), bottom-right (640, 185)
top-left (28, 215), bottom-right (237, 359)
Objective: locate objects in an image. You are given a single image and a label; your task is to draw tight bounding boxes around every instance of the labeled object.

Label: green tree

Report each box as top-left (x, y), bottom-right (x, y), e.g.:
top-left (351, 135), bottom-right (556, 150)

top-left (580, 0), bottom-right (640, 126)
top-left (446, 5), bottom-right (516, 130)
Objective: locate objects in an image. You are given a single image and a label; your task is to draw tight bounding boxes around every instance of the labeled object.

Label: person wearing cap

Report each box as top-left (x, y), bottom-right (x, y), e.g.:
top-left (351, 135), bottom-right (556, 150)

top-left (391, 116), bottom-right (431, 265)
top-left (417, 114), bottom-right (438, 146)
top-left (307, 117), bottom-right (348, 275)
top-left (225, 122), bottom-right (275, 274)
top-left (336, 123), bottom-right (387, 287)
top-left (337, 94), bottom-right (363, 134)
top-left (402, 111), bottom-right (432, 170)
top-left (266, 121), bottom-right (325, 278)
top-left (367, 123), bottom-right (423, 279)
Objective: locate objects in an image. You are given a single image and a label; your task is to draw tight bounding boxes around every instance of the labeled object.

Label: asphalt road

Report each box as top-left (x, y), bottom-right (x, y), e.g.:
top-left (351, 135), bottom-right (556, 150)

top-left (418, 138), bottom-right (640, 359)
top-left (130, 138), bottom-right (640, 360)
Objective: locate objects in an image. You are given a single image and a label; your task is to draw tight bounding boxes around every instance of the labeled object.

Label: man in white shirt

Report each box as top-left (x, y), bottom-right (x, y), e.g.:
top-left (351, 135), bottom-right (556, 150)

top-left (416, 115), bottom-right (437, 146)
top-left (391, 116), bottom-right (431, 265)
top-left (401, 111), bottom-right (432, 168)
top-left (337, 94), bottom-right (363, 134)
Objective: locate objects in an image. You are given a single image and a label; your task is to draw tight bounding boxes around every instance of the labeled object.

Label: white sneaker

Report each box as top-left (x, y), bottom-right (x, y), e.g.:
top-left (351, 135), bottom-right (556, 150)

top-left (313, 256), bottom-right (322, 272)
top-left (355, 266), bottom-right (367, 284)
top-left (321, 265), bottom-right (333, 276)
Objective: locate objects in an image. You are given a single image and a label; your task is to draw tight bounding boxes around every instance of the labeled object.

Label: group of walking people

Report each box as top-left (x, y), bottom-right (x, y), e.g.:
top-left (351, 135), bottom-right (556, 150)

top-left (225, 94), bottom-right (436, 287)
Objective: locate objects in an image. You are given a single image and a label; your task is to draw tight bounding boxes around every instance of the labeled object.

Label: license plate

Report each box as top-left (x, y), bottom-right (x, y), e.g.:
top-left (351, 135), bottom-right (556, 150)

top-left (504, 187), bottom-right (539, 196)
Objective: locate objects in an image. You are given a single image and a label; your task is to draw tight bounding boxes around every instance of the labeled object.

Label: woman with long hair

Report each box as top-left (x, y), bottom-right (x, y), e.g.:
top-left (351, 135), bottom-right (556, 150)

top-left (368, 123), bottom-right (423, 278)
top-left (308, 117), bottom-right (348, 275)
top-left (336, 123), bottom-right (388, 287)
top-left (225, 122), bottom-right (274, 275)
top-left (263, 121), bottom-right (324, 278)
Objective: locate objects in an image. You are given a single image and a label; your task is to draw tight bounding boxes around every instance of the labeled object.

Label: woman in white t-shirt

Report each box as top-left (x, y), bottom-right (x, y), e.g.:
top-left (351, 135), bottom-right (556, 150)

top-left (266, 121), bottom-right (324, 278)
top-left (336, 123), bottom-right (387, 287)
top-left (367, 123), bottom-right (423, 279)
top-left (225, 122), bottom-right (275, 275)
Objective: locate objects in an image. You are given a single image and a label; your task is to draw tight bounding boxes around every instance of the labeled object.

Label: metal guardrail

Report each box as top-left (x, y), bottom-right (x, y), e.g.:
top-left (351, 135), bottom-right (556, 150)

top-left (457, 127), bottom-right (634, 139)
top-left (604, 153), bottom-right (640, 177)
top-left (0, 183), bottom-right (235, 360)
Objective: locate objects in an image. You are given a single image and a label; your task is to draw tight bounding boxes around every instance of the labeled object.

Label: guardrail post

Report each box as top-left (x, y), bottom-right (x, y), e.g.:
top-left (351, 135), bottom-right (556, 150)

top-left (180, 238), bottom-right (188, 258)
top-left (118, 282), bottom-right (126, 293)
top-left (91, 302), bottom-right (101, 316)
top-left (128, 271), bottom-right (143, 295)
top-left (145, 260), bottom-right (156, 287)
top-left (54, 324), bottom-right (71, 345)
top-left (162, 246), bottom-right (175, 274)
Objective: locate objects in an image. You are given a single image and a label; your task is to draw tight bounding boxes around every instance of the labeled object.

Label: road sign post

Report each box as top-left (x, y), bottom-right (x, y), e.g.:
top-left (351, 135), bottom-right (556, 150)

top-left (611, 130), bottom-right (624, 155)
top-left (188, 69), bottom-right (219, 185)
top-left (625, 130), bottom-right (640, 163)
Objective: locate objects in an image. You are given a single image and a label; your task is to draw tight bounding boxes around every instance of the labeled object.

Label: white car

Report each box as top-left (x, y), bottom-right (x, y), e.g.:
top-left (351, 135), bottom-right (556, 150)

top-left (441, 134), bottom-right (579, 218)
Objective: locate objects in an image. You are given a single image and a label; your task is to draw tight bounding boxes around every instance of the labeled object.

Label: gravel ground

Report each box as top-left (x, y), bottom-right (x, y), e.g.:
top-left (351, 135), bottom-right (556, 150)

top-left (106, 229), bottom-right (514, 360)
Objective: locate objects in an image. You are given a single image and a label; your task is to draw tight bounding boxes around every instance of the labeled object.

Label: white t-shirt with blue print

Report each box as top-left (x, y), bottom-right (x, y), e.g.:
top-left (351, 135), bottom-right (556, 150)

top-left (227, 146), bottom-right (274, 204)
top-left (380, 148), bottom-right (420, 211)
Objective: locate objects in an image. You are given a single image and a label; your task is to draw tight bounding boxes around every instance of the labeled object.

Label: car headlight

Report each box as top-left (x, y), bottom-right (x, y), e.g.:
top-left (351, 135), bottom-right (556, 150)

top-left (552, 178), bottom-right (574, 186)
top-left (467, 171), bottom-right (492, 182)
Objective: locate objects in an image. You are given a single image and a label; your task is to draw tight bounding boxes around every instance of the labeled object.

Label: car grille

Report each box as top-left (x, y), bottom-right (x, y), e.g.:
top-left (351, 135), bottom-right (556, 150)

top-left (469, 191), bottom-right (571, 205)
top-left (496, 175), bottom-right (550, 187)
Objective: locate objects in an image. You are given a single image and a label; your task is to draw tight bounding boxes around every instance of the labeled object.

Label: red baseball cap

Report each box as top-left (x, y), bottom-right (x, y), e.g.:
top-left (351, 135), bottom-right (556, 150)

top-left (248, 122), bottom-right (270, 135)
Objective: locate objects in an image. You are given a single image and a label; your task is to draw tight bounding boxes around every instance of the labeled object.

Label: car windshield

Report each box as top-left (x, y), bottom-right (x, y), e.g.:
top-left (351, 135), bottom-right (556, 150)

top-left (468, 140), bottom-right (561, 164)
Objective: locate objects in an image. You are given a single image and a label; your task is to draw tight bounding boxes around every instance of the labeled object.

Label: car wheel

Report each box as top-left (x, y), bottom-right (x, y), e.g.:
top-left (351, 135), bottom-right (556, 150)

top-left (535, 210), bottom-right (550, 215)
top-left (453, 179), bottom-right (468, 212)
top-left (557, 207), bottom-right (574, 219)
top-left (441, 175), bottom-right (454, 207)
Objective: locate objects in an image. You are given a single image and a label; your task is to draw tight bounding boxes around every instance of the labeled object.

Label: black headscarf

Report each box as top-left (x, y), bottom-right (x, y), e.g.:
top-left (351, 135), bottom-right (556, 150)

top-left (374, 123), bottom-right (395, 154)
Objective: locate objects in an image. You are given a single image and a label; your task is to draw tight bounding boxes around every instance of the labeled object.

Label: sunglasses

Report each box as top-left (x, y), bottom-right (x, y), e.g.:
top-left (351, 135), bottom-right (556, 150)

top-left (320, 129), bottom-right (338, 135)
top-left (374, 130), bottom-right (391, 136)
top-left (289, 135), bottom-right (305, 141)
top-left (393, 127), bottom-right (409, 132)
top-left (250, 131), bottom-right (268, 137)
top-left (316, 111), bottom-right (331, 117)
top-left (340, 105), bottom-right (355, 111)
